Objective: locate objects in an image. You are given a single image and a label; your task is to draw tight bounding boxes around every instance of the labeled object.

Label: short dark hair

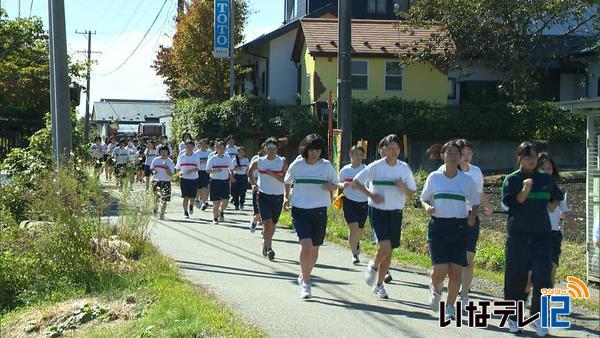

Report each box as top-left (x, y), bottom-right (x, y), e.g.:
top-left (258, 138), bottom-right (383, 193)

top-left (441, 140), bottom-right (462, 156)
top-left (350, 145), bottom-right (365, 155)
top-left (118, 138), bottom-right (126, 146)
top-left (158, 145), bottom-right (170, 155)
top-left (225, 135), bottom-right (235, 142)
top-left (455, 139), bottom-right (474, 152)
top-left (300, 134), bottom-right (326, 159)
top-left (537, 152), bottom-right (560, 180)
top-left (382, 134), bottom-right (401, 148)
top-left (93, 136), bottom-right (101, 142)
top-left (265, 137), bottom-right (279, 148)
top-left (185, 141), bottom-right (195, 147)
top-left (181, 132), bottom-right (192, 141)
top-left (161, 135), bottom-right (168, 140)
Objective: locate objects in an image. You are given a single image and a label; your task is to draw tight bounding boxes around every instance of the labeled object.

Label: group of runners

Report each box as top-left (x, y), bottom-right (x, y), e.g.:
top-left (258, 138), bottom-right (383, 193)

top-left (91, 131), bottom-right (575, 336)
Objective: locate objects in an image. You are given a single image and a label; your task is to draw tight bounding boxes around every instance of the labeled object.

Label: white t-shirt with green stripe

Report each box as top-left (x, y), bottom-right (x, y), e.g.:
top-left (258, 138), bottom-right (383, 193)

top-left (420, 170), bottom-right (480, 219)
top-left (284, 158), bottom-right (339, 209)
top-left (354, 158), bottom-right (417, 210)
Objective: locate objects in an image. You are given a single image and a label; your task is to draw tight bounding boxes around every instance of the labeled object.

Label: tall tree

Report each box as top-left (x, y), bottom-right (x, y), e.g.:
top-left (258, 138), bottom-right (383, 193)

top-left (0, 9), bottom-right (85, 121)
top-left (401, 0), bottom-right (599, 99)
top-left (153, 0), bottom-right (249, 102)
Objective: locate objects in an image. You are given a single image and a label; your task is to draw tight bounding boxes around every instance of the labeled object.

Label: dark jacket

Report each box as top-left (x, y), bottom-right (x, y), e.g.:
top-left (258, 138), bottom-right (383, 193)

top-left (501, 169), bottom-right (563, 234)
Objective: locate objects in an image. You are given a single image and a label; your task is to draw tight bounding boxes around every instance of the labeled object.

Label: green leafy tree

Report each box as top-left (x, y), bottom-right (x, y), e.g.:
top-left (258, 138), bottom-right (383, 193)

top-left (153, 0), bottom-right (249, 101)
top-left (402, 0), bottom-right (599, 99)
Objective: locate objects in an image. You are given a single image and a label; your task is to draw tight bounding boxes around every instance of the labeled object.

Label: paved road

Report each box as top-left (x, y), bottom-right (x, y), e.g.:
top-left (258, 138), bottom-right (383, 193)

top-left (149, 190), bottom-right (598, 337)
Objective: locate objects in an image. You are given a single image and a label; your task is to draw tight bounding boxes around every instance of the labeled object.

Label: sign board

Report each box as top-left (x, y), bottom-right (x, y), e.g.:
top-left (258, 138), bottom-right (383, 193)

top-left (213, 0), bottom-right (230, 59)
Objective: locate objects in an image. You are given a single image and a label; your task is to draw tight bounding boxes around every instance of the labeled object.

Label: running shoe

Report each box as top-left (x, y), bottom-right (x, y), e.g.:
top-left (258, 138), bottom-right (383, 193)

top-left (202, 203), bottom-right (209, 211)
top-left (297, 275), bottom-right (302, 285)
top-left (384, 272), bottom-right (393, 284)
top-left (445, 303), bottom-right (456, 321)
top-left (250, 222), bottom-right (257, 233)
top-left (219, 212), bottom-right (225, 222)
top-left (189, 205), bottom-right (194, 215)
top-left (459, 295), bottom-right (469, 314)
top-left (300, 283), bottom-right (311, 299)
top-left (213, 218), bottom-right (218, 224)
top-left (530, 319), bottom-right (549, 337)
top-left (262, 245), bottom-right (268, 257)
top-left (507, 318), bottom-right (522, 334)
top-left (373, 284), bottom-right (389, 300)
top-left (240, 205), bottom-right (245, 210)
top-left (429, 283), bottom-right (442, 312)
top-left (184, 211), bottom-right (190, 219)
top-left (267, 249), bottom-right (275, 261)
top-left (159, 213), bottom-right (165, 220)
top-left (234, 205), bottom-right (239, 210)
top-left (195, 200), bottom-right (202, 208)
top-left (352, 254), bottom-right (360, 265)
top-left (363, 261), bottom-right (377, 287)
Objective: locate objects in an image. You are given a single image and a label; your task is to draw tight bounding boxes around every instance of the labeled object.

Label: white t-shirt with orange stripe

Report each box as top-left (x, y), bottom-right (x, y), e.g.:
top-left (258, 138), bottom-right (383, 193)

top-left (256, 155), bottom-right (286, 195)
top-left (206, 154), bottom-right (233, 180)
top-left (339, 163), bottom-right (368, 203)
top-left (176, 153), bottom-right (201, 180)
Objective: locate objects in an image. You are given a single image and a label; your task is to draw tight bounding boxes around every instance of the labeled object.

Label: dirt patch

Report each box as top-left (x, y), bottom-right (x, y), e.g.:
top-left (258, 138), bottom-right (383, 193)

top-left (2, 296), bottom-right (138, 337)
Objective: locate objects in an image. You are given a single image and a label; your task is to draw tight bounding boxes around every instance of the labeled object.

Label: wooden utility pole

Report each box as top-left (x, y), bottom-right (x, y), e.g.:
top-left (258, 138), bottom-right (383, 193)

top-left (338, 0), bottom-right (352, 164)
top-left (76, 30), bottom-right (100, 143)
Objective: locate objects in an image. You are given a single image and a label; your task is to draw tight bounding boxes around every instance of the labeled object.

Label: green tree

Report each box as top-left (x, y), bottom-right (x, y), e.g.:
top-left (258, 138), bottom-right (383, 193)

top-left (0, 9), bottom-right (85, 122)
top-left (153, 0), bottom-right (249, 102)
top-left (402, 0), bottom-right (599, 99)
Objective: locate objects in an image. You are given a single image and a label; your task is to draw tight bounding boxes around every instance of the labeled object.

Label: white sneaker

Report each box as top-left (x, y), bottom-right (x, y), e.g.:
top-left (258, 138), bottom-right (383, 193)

top-left (297, 275), bottom-right (302, 285)
top-left (363, 261), bottom-right (377, 287)
top-left (429, 284), bottom-right (442, 312)
top-left (300, 283), bottom-right (311, 299)
top-left (372, 284), bottom-right (389, 299)
top-left (530, 319), bottom-right (549, 337)
top-left (507, 318), bottom-right (522, 334)
top-left (459, 295), bottom-right (469, 314)
top-left (445, 303), bottom-right (456, 321)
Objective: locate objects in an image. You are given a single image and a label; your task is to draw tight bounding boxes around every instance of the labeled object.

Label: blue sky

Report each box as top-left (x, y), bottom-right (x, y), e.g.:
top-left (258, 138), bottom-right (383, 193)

top-left (1, 0), bottom-right (284, 117)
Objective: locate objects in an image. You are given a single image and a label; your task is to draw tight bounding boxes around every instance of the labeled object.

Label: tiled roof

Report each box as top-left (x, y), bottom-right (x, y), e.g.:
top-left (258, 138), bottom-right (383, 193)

top-left (293, 18), bottom-right (453, 61)
top-left (91, 99), bottom-right (173, 123)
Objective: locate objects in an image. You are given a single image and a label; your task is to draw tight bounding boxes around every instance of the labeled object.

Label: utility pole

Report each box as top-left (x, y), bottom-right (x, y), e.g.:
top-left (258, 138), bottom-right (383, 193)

top-left (48, 0), bottom-right (72, 166)
top-left (76, 30), bottom-right (100, 143)
top-left (229, 0), bottom-right (235, 98)
top-left (177, 0), bottom-right (185, 16)
top-left (338, 0), bottom-right (352, 164)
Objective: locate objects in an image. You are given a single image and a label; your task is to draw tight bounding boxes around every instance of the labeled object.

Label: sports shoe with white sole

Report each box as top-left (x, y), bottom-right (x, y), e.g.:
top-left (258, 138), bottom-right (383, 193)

top-left (459, 295), bottom-right (469, 314)
top-left (530, 319), bottom-right (549, 336)
top-left (507, 318), bottom-right (522, 334)
top-left (445, 303), bottom-right (456, 321)
top-left (352, 254), bottom-right (360, 265)
top-left (250, 222), bottom-right (257, 233)
top-left (364, 261), bottom-right (377, 287)
top-left (384, 272), bottom-right (393, 284)
top-left (267, 249), bottom-right (275, 261)
top-left (300, 283), bottom-right (311, 299)
top-left (373, 284), bottom-right (389, 299)
top-left (429, 284), bottom-right (442, 312)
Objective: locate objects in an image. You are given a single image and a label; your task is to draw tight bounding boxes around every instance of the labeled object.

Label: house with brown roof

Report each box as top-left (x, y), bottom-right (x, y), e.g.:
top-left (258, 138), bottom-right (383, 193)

top-left (291, 18), bottom-right (451, 109)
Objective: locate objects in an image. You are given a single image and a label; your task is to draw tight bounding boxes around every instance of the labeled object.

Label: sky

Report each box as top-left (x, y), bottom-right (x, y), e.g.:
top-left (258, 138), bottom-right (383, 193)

top-left (1, 0), bottom-right (284, 117)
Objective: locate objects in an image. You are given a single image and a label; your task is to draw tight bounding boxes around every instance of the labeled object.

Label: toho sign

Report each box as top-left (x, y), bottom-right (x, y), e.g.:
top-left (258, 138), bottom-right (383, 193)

top-left (213, 0), bottom-right (230, 59)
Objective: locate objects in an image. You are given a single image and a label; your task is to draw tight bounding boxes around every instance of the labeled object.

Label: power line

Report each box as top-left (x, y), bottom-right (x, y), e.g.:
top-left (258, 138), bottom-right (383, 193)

top-left (100, 0), bottom-right (169, 76)
top-left (29, 0), bottom-right (33, 17)
top-left (102, 0), bottom-right (149, 53)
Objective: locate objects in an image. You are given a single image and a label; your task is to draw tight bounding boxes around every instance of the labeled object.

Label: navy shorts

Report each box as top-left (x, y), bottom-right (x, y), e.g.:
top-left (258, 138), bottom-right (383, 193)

top-left (292, 207), bottom-right (327, 246)
top-left (115, 163), bottom-right (128, 178)
top-left (465, 216), bottom-right (480, 253)
top-left (369, 207), bottom-right (403, 249)
top-left (343, 197), bottom-right (368, 228)
top-left (144, 165), bottom-right (153, 177)
top-left (428, 217), bottom-right (468, 267)
top-left (197, 171), bottom-right (210, 189)
top-left (180, 178), bottom-right (198, 198)
top-left (210, 179), bottom-right (230, 201)
top-left (153, 181), bottom-right (172, 202)
top-left (258, 192), bottom-right (284, 223)
top-left (551, 230), bottom-right (562, 266)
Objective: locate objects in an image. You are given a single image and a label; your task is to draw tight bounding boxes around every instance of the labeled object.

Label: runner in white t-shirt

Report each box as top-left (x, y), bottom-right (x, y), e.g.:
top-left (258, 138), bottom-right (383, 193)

top-left (176, 141), bottom-right (201, 219)
top-left (150, 146), bottom-right (175, 220)
top-left (143, 140), bottom-right (158, 191)
top-left (91, 136), bottom-right (105, 177)
top-left (353, 134), bottom-right (417, 300)
top-left (224, 135), bottom-right (239, 157)
top-left (248, 138), bottom-right (288, 261)
top-left (421, 140), bottom-right (480, 320)
top-left (206, 141), bottom-right (233, 224)
top-left (230, 147), bottom-right (250, 210)
top-left (194, 139), bottom-right (212, 211)
top-left (337, 146), bottom-right (368, 265)
top-left (105, 136), bottom-right (118, 181)
top-left (284, 134), bottom-right (338, 299)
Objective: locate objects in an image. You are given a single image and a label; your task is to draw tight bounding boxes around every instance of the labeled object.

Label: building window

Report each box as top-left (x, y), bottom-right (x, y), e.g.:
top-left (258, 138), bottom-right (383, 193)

top-left (352, 61), bottom-right (368, 90)
top-left (385, 62), bottom-right (403, 91)
top-left (394, 0), bottom-right (411, 12)
top-left (368, 0), bottom-right (387, 14)
top-left (448, 78), bottom-right (457, 99)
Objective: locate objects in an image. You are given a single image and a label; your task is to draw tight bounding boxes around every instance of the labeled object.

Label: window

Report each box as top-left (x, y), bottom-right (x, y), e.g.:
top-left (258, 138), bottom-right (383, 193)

top-left (448, 78), bottom-right (457, 99)
top-left (394, 0), bottom-right (411, 12)
top-left (368, 0), bottom-right (387, 14)
top-left (385, 62), bottom-right (403, 91)
top-left (351, 61), bottom-right (368, 90)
